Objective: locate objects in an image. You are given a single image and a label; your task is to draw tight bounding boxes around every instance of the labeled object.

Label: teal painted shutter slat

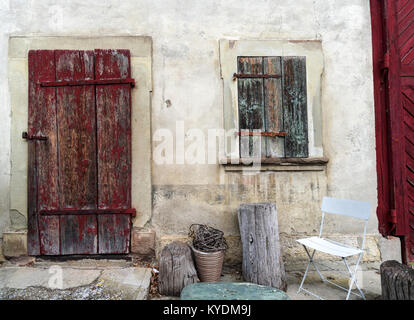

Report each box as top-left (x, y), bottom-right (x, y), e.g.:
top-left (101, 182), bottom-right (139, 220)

top-left (282, 56), bottom-right (308, 158)
top-left (263, 57), bottom-right (284, 157)
top-left (237, 57), bottom-right (266, 158)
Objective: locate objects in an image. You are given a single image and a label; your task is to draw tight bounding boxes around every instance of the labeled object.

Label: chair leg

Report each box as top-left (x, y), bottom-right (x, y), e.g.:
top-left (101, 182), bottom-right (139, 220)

top-left (344, 254), bottom-right (365, 300)
top-left (303, 246), bottom-right (325, 282)
top-left (343, 257), bottom-right (365, 300)
top-left (297, 259), bottom-right (311, 294)
top-left (298, 247), bottom-right (325, 295)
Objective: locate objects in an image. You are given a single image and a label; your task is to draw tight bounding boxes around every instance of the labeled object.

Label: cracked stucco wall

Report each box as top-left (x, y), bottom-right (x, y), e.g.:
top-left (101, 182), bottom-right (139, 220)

top-left (0, 0), bottom-right (379, 264)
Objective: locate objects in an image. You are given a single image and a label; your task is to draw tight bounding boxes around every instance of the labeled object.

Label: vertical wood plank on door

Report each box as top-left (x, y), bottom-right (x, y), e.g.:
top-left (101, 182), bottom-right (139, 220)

top-left (27, 141), bottom-right (39, 255)
top-left (33, 51), bottom-right (59, 211)
top-left (39, 215), bottom-right (60, 255)
top-left (60, 215), bottom-right (98, 254)
top-left (264, 57), bottom-right (284, 157)
top-left (386, 0), bottom-right (406, 241)
top-left (28, 51), bottom-right (40, 255)
top-left (95, 49), bottom-right (132, 209)
top-left (55, 50), bottom-right (97, 210)
top-left (282, 57), bottom-right (309, 158)
top-left (237, 57), bottom-right (266, 158)
top-left (28, 50), bottom-right (60, 255)
top-left (98, 214), bottom-right (131, 254)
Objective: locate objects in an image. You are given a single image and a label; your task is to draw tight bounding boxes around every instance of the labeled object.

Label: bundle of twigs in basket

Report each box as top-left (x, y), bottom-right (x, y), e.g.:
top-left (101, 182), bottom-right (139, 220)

top-left (188, 224), bottom-right (228, 252)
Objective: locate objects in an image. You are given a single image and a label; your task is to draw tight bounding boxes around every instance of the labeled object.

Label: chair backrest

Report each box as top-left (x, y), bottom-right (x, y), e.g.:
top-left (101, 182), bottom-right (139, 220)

top-left (321, 197), bottom-right (371, 221)
top-left (319, 197), bottom-right (371, 249)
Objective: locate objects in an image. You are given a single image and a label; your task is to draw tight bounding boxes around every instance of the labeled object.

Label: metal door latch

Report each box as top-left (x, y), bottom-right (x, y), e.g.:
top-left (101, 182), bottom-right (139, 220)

top-left (22, 132), bottom-right (48, 141)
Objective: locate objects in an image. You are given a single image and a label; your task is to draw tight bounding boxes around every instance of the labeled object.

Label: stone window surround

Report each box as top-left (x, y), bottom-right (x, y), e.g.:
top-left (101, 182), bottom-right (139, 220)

top-left (219, 39), bottom-right (326, 171)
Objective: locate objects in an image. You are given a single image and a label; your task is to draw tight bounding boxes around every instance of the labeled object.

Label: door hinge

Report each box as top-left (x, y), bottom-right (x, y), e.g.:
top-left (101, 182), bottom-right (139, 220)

top-left (22, 132), bottom-right (48, 141)
top-left (380, 52), bottom-right (390, 71)
top-left (390, 209), bottom-right (397, 224)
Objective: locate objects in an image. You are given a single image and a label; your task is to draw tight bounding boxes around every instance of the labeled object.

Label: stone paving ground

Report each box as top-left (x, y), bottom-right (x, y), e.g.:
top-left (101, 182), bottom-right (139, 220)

top-left (218, 265), bottom-right (381, 300)
top-left (0, 257), bottom-right (382, 300)
top-left (0, 257), bottom-right (152, 300)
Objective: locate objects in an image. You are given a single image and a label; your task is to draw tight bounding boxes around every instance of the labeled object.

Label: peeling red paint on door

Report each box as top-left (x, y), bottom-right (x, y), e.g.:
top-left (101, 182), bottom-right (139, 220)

top-left (371, 0), bottom-right (414, 263)
top-left (27, 49), bottom-right (134, 255)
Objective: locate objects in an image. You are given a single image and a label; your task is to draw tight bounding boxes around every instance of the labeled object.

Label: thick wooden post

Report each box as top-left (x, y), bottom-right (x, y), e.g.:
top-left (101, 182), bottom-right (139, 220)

top-left (238, 202), bottom-right (287, 291)
top-left (158, 242), bottom-right (199, 296)
top-left (380, 260), bottom-right (414, 300)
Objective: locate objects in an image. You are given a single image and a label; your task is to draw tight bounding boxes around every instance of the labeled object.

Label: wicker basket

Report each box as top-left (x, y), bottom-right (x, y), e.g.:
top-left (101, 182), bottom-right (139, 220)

top-left (191, 246), bottom-right (224, 282)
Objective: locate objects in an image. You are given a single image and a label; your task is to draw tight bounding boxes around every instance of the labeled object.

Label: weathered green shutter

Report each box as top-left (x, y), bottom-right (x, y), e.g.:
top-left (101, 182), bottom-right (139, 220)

top-left (236, 56), bottom-right (308, 158)
top-left (237, 57), bottom-right (266, 158)
top-left (282, 57), bottom-right (308, 158)
top-left (263, 57), bottom-right (284, 157)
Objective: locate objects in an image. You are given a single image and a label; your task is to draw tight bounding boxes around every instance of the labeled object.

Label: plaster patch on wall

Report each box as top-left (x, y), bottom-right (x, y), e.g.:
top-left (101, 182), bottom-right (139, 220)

top-left (152, 170), bottom-right (329, 237)
top-left (9, 209), bottom-right (26, 230)
top-left (157, 233), bottom-right (381, 269)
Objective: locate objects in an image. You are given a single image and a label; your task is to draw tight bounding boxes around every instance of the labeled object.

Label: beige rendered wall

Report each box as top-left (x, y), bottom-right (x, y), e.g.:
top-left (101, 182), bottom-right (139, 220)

top-left (1, 0), bottom-right (380, 265)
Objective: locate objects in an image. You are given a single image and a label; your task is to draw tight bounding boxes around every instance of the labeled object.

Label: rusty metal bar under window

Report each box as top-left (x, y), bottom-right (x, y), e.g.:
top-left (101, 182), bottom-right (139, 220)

top-left (237, 131), bottom-right (287, 137)
top-left (233, 73), bottom-right (280, 80)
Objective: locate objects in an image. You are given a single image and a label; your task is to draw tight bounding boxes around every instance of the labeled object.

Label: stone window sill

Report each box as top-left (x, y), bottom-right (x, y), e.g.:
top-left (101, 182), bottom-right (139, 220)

top-left (220, 157), bottom-right (328, 172)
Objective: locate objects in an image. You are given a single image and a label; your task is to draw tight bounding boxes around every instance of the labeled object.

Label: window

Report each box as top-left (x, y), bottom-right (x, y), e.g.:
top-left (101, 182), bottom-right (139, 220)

top-left (236, 56), bottom-right (308, 158)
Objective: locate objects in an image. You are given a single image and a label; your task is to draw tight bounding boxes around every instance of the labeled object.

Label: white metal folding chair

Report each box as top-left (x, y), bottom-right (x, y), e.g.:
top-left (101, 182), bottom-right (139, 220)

top-left (296, 196), bottom-right (371, 300)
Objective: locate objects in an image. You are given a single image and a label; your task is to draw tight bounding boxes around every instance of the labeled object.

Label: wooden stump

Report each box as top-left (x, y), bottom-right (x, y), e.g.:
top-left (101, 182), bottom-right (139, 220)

top-left (381, 260), bottom-right (414, 300)
top-left (158, 241), bottom-right (199, 296)
top-left (238, 202), bottom-right (287, 291)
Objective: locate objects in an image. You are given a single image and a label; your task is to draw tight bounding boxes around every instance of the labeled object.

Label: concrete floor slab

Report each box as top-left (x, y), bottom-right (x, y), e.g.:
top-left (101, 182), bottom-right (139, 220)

top-left (194, 266), bottom-right (382, 300)
top-left (286, 270), bottom-right (382, 300)
top-left (99, 267), bottom-right (152, 300)
top-left (0, 258), bottom-right (381, 300)
top-left (0, 260), bottom-right (152, 300)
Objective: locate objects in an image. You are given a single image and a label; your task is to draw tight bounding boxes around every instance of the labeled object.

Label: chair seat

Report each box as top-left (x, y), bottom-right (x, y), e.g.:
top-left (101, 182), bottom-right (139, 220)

top-left (296, 236), bottom-right (363, 258)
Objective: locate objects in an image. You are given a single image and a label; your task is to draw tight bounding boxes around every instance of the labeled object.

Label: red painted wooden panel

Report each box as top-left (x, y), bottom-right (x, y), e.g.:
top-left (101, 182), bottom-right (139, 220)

top-left (28, 49), bottom-right (133, 256)
top-left (95, 49), bottom-right (132, 210)
top-left (370, 0), bottom-right (394, 237)
top-left (397, 1), bottom-right (414, 263)
top-left (372, 0), bottom-right (414, 263)
top-left (398, 1), bottom-right (414, 62)
top-left (55, 50), bottom-right (97, 210)
top-left (39, 215), bottom-right (60, 255)
top-left (385, 0), bottom-right (405, 238)
top-left (60, 215), bottom-right (97, 254)
top-left (27, 51), bottom-right (41, 255)
top-left (27, 141), bottom-right (39, 255)
top-left (28, 50), bottom-right (60, 255)
top-left (98, 214), bottom-right (130, 254)
top-left (28, 50), bottom-right (59, 211)
top-left (398, 0), bottom-right (410, 13)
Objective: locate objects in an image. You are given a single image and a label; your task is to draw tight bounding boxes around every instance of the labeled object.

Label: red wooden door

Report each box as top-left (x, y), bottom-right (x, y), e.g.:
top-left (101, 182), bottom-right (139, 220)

top-left (26, 49), bottom-right (135, 255)
top-left (371, 0), bottom-right (414, 263)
